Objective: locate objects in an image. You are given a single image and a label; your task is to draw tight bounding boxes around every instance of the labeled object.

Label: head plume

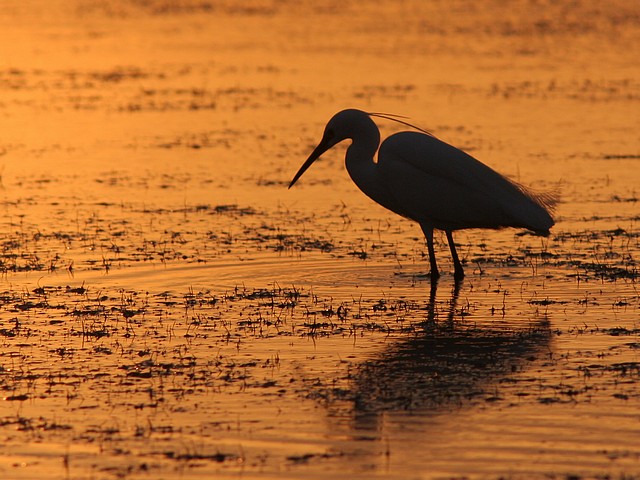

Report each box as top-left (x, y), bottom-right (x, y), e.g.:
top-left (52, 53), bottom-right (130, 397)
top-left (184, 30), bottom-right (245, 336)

top-left (368, 112), bottom-right (433, 136)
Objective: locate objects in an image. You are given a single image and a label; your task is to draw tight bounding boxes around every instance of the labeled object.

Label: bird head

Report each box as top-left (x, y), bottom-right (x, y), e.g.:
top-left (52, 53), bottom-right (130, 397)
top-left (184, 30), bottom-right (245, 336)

top-left (288, 109), bottom-right (372, 189)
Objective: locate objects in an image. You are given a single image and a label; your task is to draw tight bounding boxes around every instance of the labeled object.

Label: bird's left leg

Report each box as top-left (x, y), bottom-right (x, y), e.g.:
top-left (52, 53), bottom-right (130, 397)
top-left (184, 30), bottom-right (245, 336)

top-left (446, 230), bottom-right (464, 279)
top-left (420, 224), bottom-right (440, 280)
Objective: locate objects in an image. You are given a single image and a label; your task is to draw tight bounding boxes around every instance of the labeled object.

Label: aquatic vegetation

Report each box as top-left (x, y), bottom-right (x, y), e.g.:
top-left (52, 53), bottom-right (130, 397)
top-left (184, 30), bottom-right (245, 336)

top-left (0, 0), bottom-right (639, 478)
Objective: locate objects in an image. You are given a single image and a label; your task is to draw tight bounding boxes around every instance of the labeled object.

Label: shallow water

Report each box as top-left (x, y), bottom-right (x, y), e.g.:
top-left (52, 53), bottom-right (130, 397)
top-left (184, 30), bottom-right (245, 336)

top-left (1, 1), bottom-right (639, 479)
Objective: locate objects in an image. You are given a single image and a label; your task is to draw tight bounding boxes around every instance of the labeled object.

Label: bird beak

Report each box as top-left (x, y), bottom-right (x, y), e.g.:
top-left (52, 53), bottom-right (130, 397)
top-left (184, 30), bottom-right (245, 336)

top-left (288, 138), bottom-right (331, 189)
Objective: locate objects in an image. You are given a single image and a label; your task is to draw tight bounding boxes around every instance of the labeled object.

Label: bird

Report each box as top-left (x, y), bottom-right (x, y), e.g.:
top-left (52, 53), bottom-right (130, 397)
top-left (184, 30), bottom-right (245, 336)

top-left (288, 109), bottom-right (557, 280)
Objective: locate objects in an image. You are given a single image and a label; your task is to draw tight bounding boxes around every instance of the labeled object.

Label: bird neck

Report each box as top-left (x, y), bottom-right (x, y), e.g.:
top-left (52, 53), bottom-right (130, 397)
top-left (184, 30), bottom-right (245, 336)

top-left (346, 118), bottom-right (380, 164)
top-left (344, 127), bottom-right (384, 201)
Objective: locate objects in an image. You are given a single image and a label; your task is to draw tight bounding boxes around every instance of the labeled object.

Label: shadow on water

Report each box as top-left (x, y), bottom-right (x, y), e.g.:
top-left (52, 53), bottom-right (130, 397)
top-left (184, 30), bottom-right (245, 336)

top-left (333, 280), bottom-right (552, 432)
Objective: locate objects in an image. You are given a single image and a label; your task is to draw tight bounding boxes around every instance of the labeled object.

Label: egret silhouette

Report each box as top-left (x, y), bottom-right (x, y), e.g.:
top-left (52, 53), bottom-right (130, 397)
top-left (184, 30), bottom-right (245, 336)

top-left (289, 109), bottom-right (557, 280)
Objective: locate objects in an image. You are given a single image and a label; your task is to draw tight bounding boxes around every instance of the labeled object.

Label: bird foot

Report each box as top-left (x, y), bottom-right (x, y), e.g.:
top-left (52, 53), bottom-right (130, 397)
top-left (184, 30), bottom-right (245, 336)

top-left (453, 269), bottom-right (465, 281)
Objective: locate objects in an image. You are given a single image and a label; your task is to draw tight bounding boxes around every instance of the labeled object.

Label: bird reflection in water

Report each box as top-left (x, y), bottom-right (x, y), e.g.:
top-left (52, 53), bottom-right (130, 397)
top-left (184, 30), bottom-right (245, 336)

top-left (343, 280), bottom-right (551, 432)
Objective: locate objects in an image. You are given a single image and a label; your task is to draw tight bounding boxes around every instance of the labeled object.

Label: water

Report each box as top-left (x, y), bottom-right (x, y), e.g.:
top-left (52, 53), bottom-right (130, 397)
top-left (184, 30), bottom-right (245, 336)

top-left (0, 1), bottom-right (639, 479)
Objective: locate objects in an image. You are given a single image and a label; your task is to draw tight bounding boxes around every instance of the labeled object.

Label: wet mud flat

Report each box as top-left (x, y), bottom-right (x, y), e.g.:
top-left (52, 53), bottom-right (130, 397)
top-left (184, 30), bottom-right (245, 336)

top-left (0, 268), bottom-right (639, 479)
top-left (1, 0), bottom-right (640, 479)
top-left (0, 186), bottom-right (638, 479)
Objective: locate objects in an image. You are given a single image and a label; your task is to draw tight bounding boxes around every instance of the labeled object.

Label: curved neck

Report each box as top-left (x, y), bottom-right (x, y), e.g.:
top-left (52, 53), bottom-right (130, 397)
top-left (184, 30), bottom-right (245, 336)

top-left (345, 116), bottom-right (380, 168)
top-left (344, 121), bottom-right (384, 201)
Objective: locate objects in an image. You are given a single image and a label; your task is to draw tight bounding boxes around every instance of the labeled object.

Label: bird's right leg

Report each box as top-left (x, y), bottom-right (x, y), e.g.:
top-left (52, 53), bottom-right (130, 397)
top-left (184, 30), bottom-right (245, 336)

top-left (420, 224), bottom-right (439, 280)
top-left (446, 230), bottom-right (465, 279)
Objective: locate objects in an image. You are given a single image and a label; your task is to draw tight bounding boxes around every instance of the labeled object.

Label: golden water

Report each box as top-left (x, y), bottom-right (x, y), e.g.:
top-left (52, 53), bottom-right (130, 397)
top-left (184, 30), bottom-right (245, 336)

top-left (1, 1), bottom-right (639, 479)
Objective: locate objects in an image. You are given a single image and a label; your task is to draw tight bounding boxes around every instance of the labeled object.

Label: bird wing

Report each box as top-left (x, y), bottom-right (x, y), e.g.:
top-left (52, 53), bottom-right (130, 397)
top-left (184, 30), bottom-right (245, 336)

top-left (377, 132), bottom-right (555, 232)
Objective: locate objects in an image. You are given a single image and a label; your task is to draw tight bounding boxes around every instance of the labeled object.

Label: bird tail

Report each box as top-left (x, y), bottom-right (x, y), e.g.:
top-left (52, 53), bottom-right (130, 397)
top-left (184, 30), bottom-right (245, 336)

top-left (509, 180), bottom-right (560, 233)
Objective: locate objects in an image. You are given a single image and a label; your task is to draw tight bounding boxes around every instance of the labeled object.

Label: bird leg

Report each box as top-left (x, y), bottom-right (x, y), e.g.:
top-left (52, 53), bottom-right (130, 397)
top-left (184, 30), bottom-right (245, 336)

top-left (420, 224), bottom-right (440, 280)
top-left (446, 230), bottom-right (465, 279)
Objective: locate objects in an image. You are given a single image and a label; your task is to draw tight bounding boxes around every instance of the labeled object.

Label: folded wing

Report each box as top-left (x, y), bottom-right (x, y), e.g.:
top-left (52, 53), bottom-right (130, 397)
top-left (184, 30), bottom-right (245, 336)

top-left (376, 132), bottom-right (556, 233)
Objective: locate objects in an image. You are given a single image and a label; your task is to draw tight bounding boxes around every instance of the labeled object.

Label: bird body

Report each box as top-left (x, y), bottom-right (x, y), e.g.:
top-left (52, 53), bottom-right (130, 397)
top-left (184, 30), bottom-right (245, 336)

top-left (289, 109), bottom-right (556, 280)
top-left (375, 131), bottom-right (554, 232)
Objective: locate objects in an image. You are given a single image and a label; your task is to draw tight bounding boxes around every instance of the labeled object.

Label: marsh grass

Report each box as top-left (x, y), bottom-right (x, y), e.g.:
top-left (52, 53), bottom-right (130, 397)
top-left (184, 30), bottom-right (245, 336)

top-left (1, 0), bottom-right (639, 478)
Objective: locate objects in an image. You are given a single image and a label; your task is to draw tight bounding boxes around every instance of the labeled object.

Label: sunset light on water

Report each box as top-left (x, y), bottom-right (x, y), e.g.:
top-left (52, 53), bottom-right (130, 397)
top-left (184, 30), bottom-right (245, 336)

top-left (1, 1), bottom-right (639, 479)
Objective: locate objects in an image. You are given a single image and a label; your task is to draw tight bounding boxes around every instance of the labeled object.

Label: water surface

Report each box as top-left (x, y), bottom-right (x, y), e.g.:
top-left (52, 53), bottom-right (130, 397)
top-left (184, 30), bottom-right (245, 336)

top-left (1, 1), bottom-right (639, 479)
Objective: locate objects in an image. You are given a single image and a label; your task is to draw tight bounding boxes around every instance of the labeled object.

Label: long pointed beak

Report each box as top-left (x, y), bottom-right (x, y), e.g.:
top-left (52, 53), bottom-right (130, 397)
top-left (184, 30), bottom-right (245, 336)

top-left (288, 140), bottom-right (331, 189)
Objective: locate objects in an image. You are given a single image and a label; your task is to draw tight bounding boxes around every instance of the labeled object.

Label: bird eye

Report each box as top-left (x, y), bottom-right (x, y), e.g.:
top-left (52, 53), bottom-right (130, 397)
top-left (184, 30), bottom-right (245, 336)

top-left (325, 129), bottom-right (335, 141)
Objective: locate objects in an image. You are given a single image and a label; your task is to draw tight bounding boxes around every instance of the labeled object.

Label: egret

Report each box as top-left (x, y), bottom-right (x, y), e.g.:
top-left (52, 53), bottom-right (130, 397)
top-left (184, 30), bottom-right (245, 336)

top-left (288, 109), bottom-right (557, 280)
